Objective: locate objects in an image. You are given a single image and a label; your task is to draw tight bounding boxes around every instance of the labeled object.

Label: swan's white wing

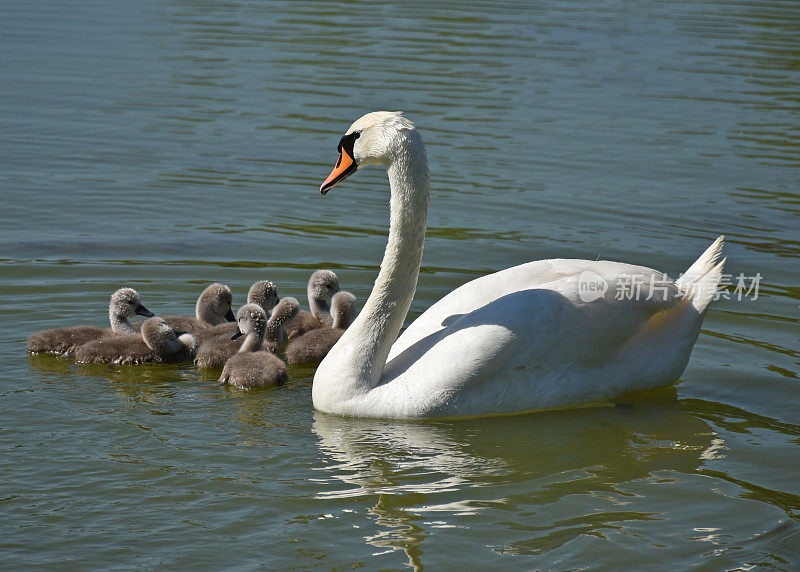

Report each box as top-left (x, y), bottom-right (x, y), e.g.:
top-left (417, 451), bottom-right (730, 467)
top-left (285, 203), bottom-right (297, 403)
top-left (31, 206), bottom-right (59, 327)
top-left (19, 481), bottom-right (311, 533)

top-left (379, 259), bottom-right (687, 416)
top-left (388, 259), bottom-right (681, 360)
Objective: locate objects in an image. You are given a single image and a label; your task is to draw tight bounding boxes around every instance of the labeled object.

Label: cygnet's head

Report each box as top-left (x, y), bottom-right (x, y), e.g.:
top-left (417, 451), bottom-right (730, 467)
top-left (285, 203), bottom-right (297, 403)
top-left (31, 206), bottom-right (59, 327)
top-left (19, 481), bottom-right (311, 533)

top-left (110, 288), bottom-right (155, 319)
top-left (270, 297), bottom-right (300, 328)
top-left (320, 111), bottom-right (421, 194)
top-left (331, 291), bottom-right (357, 329)
top-left (231, 303), bottom-right (267, 340)
top-left (247, 280), bottom-right (279, 313)
top-left (197, 283), bottom-right (236, 323)
top-left (141, 317), bottom-right (196, 354)
top-left (307, 270), bottom-right (340, 302)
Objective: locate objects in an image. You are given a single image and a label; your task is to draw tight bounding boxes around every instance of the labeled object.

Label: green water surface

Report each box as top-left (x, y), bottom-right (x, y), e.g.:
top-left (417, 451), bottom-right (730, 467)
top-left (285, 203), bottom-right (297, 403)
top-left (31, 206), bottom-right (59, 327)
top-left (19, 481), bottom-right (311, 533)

top-left (2, 0), bottom-right (799, 569)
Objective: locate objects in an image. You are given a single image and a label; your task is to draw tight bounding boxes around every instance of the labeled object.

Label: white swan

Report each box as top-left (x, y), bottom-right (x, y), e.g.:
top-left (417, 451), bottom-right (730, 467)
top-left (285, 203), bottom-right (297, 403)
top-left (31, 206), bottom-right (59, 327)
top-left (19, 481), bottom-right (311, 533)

top-left (312, 111), bottom-right (725, 419)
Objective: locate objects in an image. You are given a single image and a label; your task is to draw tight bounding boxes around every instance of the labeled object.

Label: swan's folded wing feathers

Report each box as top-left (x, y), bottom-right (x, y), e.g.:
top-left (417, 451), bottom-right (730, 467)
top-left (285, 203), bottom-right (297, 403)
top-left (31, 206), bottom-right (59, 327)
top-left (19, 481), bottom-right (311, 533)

top-left (390, 259), bottom-right (682, 363)
top-left (583, 263), bottom-right (684, 309)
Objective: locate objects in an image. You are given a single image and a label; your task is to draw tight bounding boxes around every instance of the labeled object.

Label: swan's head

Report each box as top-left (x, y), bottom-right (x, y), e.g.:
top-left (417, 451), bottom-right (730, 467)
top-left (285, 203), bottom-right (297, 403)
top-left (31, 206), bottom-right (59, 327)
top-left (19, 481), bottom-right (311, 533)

top-left (247, 280), bottom-right (279, 314)
top-left (308, 269), bottom-right (340, 301)
top-left (197, 283), bottom-right (236, 324)
top-left (231, 303), bottom-right (267, 340)
top-left (110, 288), bottom-right (154, 319)
top-left (320, 111), bottom-right (418, 194)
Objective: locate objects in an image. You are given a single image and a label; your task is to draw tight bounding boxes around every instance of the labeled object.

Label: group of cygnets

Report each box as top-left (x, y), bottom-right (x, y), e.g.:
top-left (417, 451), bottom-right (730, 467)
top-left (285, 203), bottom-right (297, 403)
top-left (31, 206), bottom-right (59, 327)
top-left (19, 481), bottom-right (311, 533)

top-left (27, 270), bottom-right (357, 389)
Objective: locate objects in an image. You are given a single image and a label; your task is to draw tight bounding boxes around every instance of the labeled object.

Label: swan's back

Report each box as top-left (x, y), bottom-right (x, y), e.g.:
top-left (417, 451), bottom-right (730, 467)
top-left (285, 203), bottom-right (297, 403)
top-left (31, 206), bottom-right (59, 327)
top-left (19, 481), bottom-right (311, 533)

top-left (193, 322), bottom-right (238, 346)
top-left (388, 258), bottom-right (681, 362)
top-left (195, 334), bottom-right (241, 369)
top-left (288, 312), bottom-right (323, 339)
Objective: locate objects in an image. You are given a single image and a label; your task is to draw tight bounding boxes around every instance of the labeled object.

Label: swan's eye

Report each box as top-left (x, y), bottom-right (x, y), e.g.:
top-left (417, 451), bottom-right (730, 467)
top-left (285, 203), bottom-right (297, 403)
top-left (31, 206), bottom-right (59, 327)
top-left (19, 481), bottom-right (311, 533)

top-left (337, 130), bottom-right (361, 155)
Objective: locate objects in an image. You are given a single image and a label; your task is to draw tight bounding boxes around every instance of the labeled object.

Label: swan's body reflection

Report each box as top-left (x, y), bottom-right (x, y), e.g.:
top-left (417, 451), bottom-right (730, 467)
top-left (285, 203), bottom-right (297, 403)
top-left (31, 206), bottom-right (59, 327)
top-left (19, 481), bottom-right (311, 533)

top-left (312, 399), bottom-right (719, 568)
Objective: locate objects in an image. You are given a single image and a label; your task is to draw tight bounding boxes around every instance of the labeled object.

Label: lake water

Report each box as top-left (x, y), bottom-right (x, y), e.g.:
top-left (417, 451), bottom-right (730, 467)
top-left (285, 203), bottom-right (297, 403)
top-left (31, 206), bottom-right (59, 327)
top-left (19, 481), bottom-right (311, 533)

top-left (2, 0), bottom-right (799, 569)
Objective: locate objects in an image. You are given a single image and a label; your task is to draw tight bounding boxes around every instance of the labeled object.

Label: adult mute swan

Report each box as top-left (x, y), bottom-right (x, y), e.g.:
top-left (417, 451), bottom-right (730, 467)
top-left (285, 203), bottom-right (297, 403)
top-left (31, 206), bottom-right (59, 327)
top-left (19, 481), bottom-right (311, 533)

top-left (311, 111), bottom-right (725, 419)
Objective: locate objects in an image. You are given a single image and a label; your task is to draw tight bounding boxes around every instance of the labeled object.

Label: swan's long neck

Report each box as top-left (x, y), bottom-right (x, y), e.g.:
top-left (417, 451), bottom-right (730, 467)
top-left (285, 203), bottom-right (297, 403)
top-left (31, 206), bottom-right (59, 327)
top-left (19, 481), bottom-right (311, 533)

top-left (109, 310), bottom-right (135, 335)
top-left (316, 132), bottom-right (429, 403)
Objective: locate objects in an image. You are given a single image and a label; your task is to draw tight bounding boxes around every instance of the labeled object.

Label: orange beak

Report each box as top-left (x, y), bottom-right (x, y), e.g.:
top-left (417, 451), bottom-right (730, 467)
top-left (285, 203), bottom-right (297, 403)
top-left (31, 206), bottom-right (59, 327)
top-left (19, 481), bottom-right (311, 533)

top-left (320, 146), bottom-right (357, 195)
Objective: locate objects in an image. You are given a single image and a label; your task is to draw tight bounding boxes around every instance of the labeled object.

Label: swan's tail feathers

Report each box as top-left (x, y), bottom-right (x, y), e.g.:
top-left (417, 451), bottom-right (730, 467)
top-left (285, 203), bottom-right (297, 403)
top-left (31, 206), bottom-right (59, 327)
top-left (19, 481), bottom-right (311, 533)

top-left (676, 236), bottom-right (725, 313)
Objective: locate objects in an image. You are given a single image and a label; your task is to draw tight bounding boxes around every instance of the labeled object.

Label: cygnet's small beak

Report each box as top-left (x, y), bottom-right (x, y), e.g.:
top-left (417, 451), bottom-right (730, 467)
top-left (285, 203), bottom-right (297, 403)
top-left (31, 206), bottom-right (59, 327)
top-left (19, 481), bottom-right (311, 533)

top-left (136, 304), bottom-right (155, 317)
top-left (225, 309), bottom-right (236, 322)
top-left (320, 147), bottom-right (357, 195)
top-left (231, 328), bottom-right (243, 340)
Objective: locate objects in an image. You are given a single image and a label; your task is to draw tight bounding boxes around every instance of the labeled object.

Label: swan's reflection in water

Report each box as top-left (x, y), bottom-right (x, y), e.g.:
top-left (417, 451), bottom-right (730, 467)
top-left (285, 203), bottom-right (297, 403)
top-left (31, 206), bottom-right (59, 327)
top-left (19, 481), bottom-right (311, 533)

top-left (312, 395), bottom-right (720, 568)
